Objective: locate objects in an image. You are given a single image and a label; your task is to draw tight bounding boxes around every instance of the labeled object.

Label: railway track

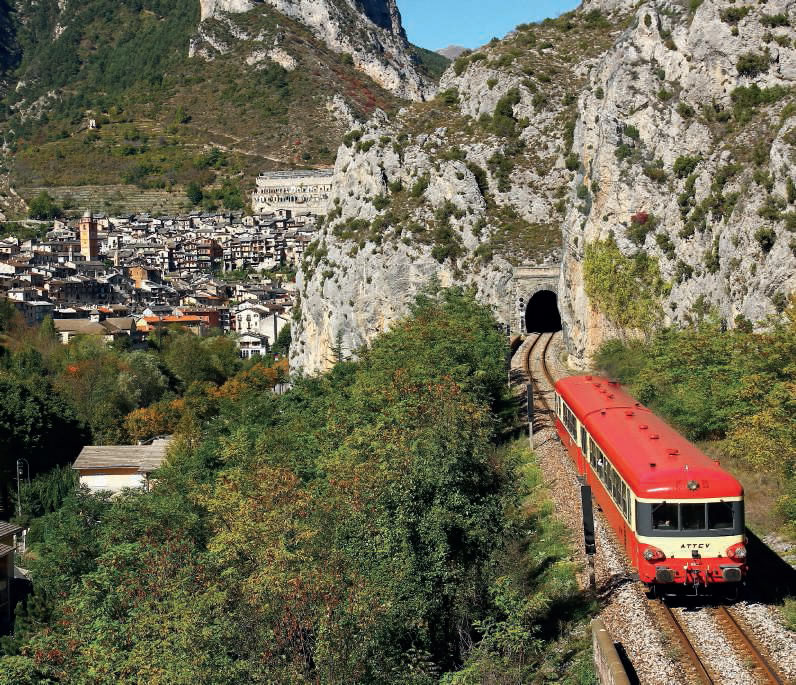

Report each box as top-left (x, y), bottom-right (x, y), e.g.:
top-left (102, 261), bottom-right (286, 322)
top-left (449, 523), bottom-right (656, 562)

top-left (653, 600), bottom-right (786, 684)
top-left (516, 334), bottom-right (789, 684)
top-left (520, 331), bottom-right (557, 408)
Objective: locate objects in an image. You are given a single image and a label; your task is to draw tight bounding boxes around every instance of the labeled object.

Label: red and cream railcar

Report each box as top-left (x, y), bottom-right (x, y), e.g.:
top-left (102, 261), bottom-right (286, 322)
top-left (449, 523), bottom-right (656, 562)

top-left (553, 375), bottom-right (746, 592)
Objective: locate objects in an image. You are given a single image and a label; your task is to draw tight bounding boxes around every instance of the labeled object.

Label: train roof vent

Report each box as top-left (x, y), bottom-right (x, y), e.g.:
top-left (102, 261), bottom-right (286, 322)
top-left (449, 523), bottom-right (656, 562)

top-left (625, 410), bottom-right (634, 417)
top-left (585, 375), bottom-right (592, 381)
top-left (650, 433), bottom-right (660, 440)
top-left (666, 448), bottom-right (679, 455)
top-left (607, 393), bottom-right (615, 399)
top-left (639, 424), bottom-right (649, 430)
top-left (649, 462), bottom-right (656, 469)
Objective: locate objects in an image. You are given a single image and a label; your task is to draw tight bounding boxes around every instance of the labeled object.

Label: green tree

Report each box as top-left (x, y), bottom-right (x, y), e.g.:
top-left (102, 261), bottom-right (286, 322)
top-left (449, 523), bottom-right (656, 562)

top-left (186, 181), bottom-right (203, 205)
top-left (273, 322), bottom-right (291, 355)
top-left (27, 192), bottom-right (62, 220)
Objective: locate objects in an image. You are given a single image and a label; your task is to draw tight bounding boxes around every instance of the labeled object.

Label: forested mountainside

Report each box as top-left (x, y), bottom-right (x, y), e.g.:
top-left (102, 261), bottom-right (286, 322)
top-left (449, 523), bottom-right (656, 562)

top-left (292, 0), bottom-right (796, 372)
top-left (0, 0), bottom-right (441, 217)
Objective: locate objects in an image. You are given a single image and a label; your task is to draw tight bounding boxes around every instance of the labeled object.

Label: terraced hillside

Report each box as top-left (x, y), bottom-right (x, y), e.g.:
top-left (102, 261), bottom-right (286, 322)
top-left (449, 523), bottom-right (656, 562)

top-left (0, 0), bottom-right (444, 217)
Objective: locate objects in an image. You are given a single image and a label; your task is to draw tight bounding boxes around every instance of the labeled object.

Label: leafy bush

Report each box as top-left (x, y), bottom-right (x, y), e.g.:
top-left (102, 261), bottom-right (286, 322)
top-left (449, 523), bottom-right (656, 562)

top-left (674, 155), bottom-right (700, 179)
top-left (583, 235), bottom-right (668, 331)
top-left (704, 235), bottom-right (721, 273)
top-left (438, 88), bottom-right (459, 106)
top-left (677, 102), bottom-right (695, 118)
top-left (623, 123), bottom-right (640, 140)
top-left (594, 307), bottom-right (795, 447)
top-left (342, 129), bottom-right (363, 147)
top-left (565, 153), bottom-right (580, 171)
top-left (731, 84), bottom-right (788, 123)
top-left (628, 212), bottom-right (659, 245)
top-left (186, 181), bottom-right (203, 205)
top-left (758, 195), bottom-right (786, 221)
top-left (643, 163), bottom-right (667, 183)
top-left (372, 194), bottom-right (390, 210)
top-left (736, 52), bottom-right (770, 77)
top-left (655, 232), bottom-right (675, 259)
top-left (761, 13), bottom-right (789, 28)
top-left (28, 191), bottom-right (62, 220)
top-left (755, 227), bottom-right (777, 253)
top-left (487, 151), bottom-right (514, 192)
top-left (410, 173), bottom-right (430, 198)
top-left (489, 88), bottom-right (522, 138)
top-left (719, 6), bottom-right (751, 24)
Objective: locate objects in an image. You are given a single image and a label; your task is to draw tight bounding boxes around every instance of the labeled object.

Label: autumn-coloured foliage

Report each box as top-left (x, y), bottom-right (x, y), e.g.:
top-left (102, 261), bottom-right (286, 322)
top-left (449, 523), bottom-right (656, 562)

top-left (0, 289), bottom-right (593, 683)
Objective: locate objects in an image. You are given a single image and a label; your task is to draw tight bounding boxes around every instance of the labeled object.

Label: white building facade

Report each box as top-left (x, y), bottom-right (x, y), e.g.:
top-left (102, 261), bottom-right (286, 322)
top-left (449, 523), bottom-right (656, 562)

top-left (251, 170), bottom-right (333, 216)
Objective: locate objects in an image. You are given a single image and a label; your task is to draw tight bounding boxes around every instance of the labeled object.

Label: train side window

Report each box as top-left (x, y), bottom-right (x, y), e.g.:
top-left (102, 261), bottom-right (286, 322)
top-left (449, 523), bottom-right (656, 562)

top-left (680, 503), bottom-right (706, 530)
top-left (708, 502), bottom-right (734, 530)
top-left (652, 503), bottom-right (678, 530)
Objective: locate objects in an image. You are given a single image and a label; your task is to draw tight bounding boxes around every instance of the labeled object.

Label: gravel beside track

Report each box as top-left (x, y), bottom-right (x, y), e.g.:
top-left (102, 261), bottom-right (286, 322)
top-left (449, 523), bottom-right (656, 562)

top-left (732, 602), bottom-right (796, 681)
top-left (512, 334), bottom-right (685, 685)
top-left (512, 334), bottom-right (796, 684)
top-left (674, 606), bottom-right (760, 683)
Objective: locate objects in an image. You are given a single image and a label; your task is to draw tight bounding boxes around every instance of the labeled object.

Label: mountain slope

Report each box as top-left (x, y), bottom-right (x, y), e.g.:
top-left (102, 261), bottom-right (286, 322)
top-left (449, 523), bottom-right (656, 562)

top-left (0, 0), bottom-right (431, 217)
top-left (292, 0), bottom-right (796, 372)
top-left (198, 0), bottom-right (434, 100)
top-left (292, 5), bottom-right (632, 371)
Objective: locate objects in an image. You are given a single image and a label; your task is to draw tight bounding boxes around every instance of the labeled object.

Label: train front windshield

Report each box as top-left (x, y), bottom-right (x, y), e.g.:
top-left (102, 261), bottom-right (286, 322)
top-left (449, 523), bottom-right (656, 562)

top-left (638, 500), bottom-right (744, 537)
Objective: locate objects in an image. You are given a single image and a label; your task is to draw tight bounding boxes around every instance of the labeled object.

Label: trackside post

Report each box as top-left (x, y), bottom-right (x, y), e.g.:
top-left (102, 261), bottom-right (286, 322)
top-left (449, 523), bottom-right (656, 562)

top-left (581, 484), bottom-right (596, 590)
top-left (526, 383), bottom-right (533, 448)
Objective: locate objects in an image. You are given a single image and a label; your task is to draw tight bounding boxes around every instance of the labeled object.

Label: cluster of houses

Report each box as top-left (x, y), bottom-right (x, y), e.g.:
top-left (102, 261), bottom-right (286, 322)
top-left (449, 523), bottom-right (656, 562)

top-left (0, 171), bottom-right (340, 634)
top-left (0, 208), bottom-right (313, 356)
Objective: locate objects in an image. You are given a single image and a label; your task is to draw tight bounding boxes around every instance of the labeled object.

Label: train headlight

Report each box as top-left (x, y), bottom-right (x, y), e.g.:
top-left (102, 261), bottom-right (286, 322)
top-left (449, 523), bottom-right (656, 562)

top-left (643, 546), bottom-right (665, 562)
top-left (727, 543), bottom-right (746, 561)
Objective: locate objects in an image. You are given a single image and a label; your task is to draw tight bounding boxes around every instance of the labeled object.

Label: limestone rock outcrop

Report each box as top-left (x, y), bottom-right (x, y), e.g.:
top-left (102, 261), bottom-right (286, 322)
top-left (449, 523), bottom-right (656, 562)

top-left (293, 1), bottom-right (796, 374)
top-left (561, 0), bottom-right (796, 365)
top-left (196, 0), bottom-right (433, 100)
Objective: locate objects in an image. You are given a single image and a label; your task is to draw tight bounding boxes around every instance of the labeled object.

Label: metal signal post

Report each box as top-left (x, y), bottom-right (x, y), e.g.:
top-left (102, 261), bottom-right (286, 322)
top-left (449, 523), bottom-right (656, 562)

top-left (581, 484), bottom-right (597, 590)
top-left (526, 383), bottom-right (534, 448)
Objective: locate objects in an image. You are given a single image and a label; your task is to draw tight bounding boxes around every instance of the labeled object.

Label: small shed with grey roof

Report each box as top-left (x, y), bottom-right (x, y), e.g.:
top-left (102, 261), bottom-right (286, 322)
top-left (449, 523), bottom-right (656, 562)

top-left (72, 437), bottom-right (171, 493)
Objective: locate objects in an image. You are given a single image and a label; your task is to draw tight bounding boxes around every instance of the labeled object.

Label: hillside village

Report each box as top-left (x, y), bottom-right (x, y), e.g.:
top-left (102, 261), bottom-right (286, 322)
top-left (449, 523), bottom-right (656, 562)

top-left (0, 175), bottom-right (323, 357)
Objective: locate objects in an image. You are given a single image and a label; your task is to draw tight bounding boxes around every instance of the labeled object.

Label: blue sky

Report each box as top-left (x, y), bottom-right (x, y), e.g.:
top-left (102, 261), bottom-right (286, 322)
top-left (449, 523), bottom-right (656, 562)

top-left (398, 0), bottom-right (580, 50)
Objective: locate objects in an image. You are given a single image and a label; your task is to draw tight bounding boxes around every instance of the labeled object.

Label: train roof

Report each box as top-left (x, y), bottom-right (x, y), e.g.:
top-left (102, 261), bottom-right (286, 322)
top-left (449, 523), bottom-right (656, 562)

top-left (555, 375), bottom-right (743, 500)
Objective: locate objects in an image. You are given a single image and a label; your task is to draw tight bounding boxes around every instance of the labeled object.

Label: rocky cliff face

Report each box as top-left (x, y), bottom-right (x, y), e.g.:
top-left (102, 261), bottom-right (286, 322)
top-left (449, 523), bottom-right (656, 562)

top-left (293, 0), bottom-right (796, 374)
top-left (291, 6), bottom-right (628, 372)
top-left (196, 0), bottom-right (432, 100)
top-left (563, 0), bottom-right (796, 365)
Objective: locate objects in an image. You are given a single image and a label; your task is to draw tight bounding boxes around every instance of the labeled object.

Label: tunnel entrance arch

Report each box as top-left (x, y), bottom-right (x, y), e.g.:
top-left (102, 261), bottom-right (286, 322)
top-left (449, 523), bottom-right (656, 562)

top-left (524, 289), bottom-right (562, 333)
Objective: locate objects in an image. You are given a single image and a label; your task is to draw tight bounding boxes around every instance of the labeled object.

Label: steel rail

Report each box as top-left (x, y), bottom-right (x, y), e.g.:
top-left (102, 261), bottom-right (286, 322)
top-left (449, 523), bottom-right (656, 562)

top-left (657, 601), bottom-right (715, 684)
top-left (521, 332), bottom-right (542, 380)
top-left (715, 606), bottom-right (785, 685)
top-left (540, 331), bottom-right (556, 392)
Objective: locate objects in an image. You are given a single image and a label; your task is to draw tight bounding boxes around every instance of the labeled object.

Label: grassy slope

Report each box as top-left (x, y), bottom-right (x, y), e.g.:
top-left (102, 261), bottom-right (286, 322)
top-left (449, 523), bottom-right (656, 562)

top-left (0, 0), bottom-right (402, 216)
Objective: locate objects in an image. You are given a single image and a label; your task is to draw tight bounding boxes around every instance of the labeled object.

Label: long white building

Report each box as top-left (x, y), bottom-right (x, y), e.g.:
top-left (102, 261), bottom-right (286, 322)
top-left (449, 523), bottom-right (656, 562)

top-left (252, 169), bottom-right (333, 216)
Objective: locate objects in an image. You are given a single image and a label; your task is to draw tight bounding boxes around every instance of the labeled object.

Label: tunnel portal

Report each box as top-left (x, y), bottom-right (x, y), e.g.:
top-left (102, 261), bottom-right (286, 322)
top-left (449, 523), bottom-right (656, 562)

top-left (524, 290), bottom-right (562, 333)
